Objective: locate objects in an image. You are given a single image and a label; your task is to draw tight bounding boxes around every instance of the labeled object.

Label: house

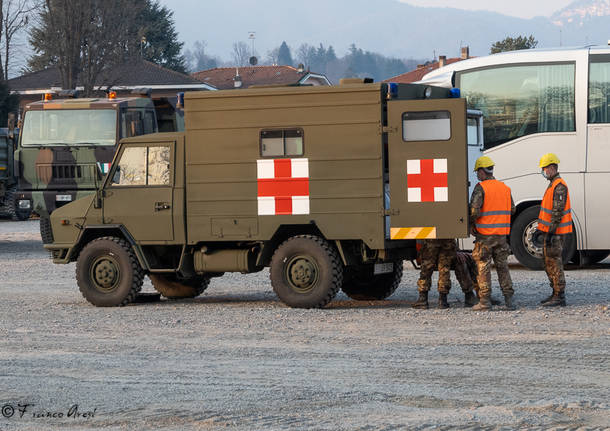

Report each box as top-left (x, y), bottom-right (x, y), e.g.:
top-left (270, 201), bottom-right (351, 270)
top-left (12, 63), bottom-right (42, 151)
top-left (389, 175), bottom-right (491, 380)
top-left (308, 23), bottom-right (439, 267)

top-left (191, 65), bottom-right (331, 90)
top-left (7, 58), bottom-right (216, 115)
top-left (384, 47), bottom-right (472, 84)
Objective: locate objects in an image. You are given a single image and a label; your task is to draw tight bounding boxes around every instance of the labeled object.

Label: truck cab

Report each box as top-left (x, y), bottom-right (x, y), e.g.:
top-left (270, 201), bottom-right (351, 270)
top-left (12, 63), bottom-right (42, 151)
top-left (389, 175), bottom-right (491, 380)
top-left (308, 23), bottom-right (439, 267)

top-left (45, 82), bottom-right (470, 309)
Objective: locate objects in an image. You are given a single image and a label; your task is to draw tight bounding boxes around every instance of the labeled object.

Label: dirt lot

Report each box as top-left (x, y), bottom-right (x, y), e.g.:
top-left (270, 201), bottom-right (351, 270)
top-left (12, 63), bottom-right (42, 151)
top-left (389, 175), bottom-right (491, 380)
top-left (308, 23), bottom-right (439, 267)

top-left (0, 220), bottom-right (608, 430)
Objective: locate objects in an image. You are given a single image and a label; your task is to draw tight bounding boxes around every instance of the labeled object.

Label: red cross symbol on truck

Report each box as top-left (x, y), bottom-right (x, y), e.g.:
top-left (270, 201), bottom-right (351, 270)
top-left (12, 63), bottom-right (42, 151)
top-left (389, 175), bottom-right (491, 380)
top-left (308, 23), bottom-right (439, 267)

top-left (406, 159), bottom-right (448, 202)
top-left (257, 158), bottom-right (310, 215)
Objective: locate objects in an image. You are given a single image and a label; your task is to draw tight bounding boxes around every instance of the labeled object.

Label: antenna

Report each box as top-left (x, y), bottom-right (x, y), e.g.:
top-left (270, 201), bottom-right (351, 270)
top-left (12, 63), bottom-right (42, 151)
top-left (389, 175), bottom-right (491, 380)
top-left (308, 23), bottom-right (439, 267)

top-left (248, 31), bottom-right (258, 66)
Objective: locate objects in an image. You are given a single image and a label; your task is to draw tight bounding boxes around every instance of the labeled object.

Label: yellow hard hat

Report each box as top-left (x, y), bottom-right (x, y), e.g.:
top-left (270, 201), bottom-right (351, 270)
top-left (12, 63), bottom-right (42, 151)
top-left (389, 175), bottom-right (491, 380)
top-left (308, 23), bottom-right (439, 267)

top-left (474, 156), bottom-right (494, 171)
top-left (539, 153), bottom-right (560, 168)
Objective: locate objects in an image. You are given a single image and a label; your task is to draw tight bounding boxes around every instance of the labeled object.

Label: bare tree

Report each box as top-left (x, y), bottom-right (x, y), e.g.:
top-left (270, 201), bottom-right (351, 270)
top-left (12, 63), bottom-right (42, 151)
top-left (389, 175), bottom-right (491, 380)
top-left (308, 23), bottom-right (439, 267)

top-left (1, 0), bottom-right (41, 80)
top-left (232, 41), bottom-right (249, 67)
top-left (266, 46), bottom-right (280, 65)
top-left (184, 40), bottom-right (217, 72)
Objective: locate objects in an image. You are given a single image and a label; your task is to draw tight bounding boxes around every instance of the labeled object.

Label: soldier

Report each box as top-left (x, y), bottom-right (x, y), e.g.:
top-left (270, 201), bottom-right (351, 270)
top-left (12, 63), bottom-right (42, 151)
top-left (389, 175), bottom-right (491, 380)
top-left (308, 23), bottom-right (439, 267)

top-left (470, 156), bottom-right (516, 311)
top-left (412, 239), bottom-right (477, 309)
top-left (534, 153), bottom-right (571, 307)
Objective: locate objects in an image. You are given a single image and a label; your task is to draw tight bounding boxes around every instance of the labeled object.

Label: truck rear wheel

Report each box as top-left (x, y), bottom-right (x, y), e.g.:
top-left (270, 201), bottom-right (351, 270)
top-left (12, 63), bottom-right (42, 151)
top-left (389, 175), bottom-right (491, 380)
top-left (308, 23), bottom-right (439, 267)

top-left (149, 274), bottom-right (211, 299)
top-left (76, 237), bottom-right (144, 307)
top-left (510, 205), bottom-right (576, 270)
top-left (270, 235), bottom-right (343, 308)
top-left (341, 261), bottom-right (403, 300)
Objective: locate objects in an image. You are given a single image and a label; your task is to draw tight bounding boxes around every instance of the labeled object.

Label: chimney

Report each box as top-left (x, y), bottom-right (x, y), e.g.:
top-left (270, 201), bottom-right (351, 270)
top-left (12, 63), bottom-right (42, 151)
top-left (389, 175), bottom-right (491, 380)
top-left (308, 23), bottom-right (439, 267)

top-left (234, 68), bottom-right (242, 88)
top-left (461, 46), bottom-right (470, 60)
top-left (438, 55), bottom-right (446, 68)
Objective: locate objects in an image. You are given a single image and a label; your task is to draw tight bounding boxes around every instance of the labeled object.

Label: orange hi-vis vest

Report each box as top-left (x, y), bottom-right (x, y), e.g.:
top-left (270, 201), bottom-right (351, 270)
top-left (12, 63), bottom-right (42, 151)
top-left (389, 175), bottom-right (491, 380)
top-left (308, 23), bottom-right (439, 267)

top-left (475, 179), bottom-right (512, 235)
top-left (537, 178), bottom-right (572, 235)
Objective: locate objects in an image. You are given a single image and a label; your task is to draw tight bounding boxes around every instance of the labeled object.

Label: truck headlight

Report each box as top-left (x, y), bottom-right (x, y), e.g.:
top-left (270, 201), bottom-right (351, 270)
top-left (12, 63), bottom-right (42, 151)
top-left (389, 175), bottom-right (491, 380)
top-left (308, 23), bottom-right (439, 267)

top-left (18, 200), bottom-right (31, 209)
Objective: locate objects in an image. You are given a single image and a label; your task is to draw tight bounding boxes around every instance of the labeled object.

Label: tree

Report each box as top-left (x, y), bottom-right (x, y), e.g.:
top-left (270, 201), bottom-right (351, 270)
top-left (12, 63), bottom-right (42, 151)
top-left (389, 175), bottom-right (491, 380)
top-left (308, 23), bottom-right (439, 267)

top-left (490, 35), bottom-right (538, 54)
top-left (1, 0), bottom-right (41, 80)
top-left (184, 40), bottom-right (217, 72)
top-left (27, 0), bottom-right (186, 94)
top-left (0, 78), bottom-right (19, 124)
top-left (232, 41), bottom-right (249, 67)
top-left (277, 41), bottom-right (292, 66)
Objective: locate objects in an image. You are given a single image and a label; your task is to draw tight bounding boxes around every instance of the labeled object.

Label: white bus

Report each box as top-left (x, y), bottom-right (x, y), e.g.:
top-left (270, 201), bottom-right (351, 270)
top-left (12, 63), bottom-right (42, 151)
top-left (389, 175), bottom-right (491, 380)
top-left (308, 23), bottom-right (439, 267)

top-left (420, 46), bottom-right (610, 269)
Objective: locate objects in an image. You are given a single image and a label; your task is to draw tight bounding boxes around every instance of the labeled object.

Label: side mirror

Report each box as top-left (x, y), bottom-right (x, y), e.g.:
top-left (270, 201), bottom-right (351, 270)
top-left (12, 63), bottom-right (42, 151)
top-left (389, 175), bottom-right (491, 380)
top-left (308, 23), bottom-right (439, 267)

top-left (94, 189), bottom-right (102, 209)
top-left (7, 113), bottom-right (16, 139)
top-left (112, 166), bottom-right (121, 184)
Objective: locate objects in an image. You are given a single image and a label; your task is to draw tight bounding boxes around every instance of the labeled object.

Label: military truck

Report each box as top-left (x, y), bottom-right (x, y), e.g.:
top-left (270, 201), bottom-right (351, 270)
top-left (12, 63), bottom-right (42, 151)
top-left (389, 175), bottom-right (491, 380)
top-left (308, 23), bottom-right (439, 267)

top-left (44, 81), bottom-right (469, 308)
top-left (0, 115), bottom-right (30, 220)
top-left (14, 91), bottom-right (158, 241)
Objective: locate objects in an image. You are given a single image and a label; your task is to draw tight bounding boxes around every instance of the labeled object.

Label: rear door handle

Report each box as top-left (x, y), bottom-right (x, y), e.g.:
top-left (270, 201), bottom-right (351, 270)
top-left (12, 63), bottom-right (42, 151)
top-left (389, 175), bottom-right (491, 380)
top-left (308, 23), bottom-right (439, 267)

top-left (154, 202), bottom-right (171, 211)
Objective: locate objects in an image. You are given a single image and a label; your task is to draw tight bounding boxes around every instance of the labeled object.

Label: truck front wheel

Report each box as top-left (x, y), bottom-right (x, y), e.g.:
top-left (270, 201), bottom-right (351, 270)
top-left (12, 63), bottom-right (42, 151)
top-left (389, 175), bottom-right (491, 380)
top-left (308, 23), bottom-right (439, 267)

top-left (76, 237), bottom-right (144, 306)
top-left (341, 261), bottom-right (403, 300)
top-left (270, 235), bottom-right (343, 308)
top-left (149, 274), bottom-right (211, 299)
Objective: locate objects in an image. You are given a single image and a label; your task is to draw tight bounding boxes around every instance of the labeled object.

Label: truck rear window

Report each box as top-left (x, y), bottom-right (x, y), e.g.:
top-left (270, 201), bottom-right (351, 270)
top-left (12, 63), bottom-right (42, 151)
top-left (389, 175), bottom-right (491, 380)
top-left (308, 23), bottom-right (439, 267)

top-left (260, 129), bottom-right (303, 157)
top-left (402, 111), bottom-right (451, 142)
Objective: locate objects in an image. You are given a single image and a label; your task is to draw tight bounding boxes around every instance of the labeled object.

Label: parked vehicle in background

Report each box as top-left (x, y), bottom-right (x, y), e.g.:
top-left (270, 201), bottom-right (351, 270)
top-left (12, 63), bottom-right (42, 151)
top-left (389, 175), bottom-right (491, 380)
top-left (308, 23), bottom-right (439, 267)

top-left (44, 80), bottom-right (471, 308)
top-left (0, 115), bottom-right (30, 220)
top-left (14, 90), bottom-right (158, 241)
top-left (421, 46), bottom-right (610, 269)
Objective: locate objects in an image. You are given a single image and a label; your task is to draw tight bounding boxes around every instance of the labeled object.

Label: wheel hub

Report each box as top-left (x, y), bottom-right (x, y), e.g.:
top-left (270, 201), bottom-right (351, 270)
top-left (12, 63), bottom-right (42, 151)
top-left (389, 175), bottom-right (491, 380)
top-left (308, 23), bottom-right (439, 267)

top-left (91, 257), bottom-right (119, 291)
top-left (524, 220), bottom-right (543, 259)
top-left (286, 256), bottom-right (319, 293)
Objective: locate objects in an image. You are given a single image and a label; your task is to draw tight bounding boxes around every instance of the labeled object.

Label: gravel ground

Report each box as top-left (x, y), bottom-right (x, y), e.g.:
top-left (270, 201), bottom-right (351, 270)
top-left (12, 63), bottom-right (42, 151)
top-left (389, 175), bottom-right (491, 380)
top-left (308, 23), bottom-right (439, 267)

top-left (0, 220), bottom-right (609, 430)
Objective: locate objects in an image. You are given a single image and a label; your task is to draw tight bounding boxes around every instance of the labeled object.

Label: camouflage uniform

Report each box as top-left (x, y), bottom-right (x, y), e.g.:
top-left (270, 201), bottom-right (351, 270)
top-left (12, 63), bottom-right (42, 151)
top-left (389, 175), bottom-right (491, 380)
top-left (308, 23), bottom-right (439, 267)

top-left (469, 176), bottom-right (516, 301)
top-left (454, 252), bottom-right (479, 296)
top-left (417, 239), bottom-right (457, 293)
top-left (542, 173), bottom-right (568, 296)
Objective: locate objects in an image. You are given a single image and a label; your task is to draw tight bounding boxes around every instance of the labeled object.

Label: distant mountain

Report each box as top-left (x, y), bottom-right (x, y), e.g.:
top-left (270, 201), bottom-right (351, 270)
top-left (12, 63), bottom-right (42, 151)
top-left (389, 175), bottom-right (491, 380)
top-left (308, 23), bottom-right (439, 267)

top-left (163, 0), bottom-right (610, 62)
top-left (552, 0), bottom-right (610, 26)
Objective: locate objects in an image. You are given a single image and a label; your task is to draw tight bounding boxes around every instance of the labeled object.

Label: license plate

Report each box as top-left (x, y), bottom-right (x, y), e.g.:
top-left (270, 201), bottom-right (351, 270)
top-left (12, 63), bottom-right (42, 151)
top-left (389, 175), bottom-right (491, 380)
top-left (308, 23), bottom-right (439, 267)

top-left (374, 262), bottom-right (394, 275)
top-left (56, 195), bottom-right (72, 202)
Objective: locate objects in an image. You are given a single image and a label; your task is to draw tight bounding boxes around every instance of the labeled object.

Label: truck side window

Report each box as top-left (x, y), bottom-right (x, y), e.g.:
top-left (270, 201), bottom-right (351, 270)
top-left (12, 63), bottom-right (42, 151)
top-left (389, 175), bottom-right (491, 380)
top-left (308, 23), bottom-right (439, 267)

top-left (261, 129), bottom-right (303, 157)
top-left (113, 147), bottom-right (146, 186)
top-left (147, 146), bottom-right (170, 185)
top-left (403, 111), bottom-right (451, 141)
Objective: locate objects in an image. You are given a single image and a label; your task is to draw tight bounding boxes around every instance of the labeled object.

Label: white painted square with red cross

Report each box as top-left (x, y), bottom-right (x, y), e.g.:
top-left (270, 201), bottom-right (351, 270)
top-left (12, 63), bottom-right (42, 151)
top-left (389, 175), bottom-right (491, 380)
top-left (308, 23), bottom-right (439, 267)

top-left (257, 158), bottom-right (309, 215)
top-left (406, 158), bottom-right (448, 202)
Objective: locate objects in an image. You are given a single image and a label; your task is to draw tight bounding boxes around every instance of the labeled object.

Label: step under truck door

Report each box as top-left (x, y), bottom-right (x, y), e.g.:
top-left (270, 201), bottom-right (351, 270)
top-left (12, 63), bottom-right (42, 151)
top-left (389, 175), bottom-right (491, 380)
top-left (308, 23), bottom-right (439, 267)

top-left (387, 98), bottom-right (469, 240)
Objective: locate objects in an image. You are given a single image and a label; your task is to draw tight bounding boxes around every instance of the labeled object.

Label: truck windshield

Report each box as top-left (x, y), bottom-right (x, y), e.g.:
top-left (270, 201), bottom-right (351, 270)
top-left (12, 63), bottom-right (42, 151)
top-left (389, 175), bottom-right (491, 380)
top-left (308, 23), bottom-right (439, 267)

top-left (20, 109), bottom-right (117, 147)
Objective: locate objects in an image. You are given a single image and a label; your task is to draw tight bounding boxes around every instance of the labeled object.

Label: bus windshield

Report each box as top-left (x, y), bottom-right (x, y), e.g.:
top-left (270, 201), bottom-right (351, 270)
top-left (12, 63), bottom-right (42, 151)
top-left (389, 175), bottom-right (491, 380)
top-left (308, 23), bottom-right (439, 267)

top-left (21, 109), bottom-right (117, 147)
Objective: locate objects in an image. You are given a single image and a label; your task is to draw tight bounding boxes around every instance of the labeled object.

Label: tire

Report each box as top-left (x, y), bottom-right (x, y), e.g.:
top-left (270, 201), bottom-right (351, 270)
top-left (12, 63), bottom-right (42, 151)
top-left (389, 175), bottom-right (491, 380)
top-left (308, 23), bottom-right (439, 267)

top-left (149, 274), bottom-right (211, 299)
top-left (270, 235), bottom-right (343, 308)
top-left (510, 205), bottom-right (576, 270)
top-left (0, 185), bottom-right (30, 220)
top-left (40, 216), bottom-right (54, 244)
top-left (341, 261), bottom-right (403, 300)
top-left (76, 237), bottom-right (144, 306)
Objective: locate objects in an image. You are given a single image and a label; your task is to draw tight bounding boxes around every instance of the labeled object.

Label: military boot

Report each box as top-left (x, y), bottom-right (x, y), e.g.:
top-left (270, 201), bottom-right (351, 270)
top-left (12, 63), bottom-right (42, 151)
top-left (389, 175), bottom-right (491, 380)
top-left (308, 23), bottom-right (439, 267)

top-left (503, 295), bottom-right (515, 311)
top-left (472, 296), bottom-right (491, 311)
top-left (464, 291), bottom-right (477, 308)
top-left (412, 291), bottom-right (429, 309)
top-left (542, 292), bottom-right (566, 307)
top-left (540, 292), bottom-right (555, 304)
top-left (438, 293), bottom-right (449, 309)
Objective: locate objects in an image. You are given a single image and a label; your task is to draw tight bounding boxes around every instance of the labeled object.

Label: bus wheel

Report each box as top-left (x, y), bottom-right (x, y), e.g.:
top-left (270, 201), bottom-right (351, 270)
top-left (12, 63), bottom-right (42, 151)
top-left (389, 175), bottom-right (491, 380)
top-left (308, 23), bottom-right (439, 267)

top-left (510, 205), bottom-right (576, 270)
top-left (149, 274), bottom-right (211, 299)
top-left (76, 237), bottom-right (144, 306)
top-left (341, 261), bottom-right (403, 300)
top-left (270, 235), bottom-right (343, 308)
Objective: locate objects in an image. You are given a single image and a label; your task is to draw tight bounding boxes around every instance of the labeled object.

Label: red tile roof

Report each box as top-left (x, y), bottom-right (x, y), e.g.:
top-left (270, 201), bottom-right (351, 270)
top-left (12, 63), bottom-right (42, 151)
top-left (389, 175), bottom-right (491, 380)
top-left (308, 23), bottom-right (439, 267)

top-left (384, 58), bottom-right (464, 84)
top-left (192, 65), bottom-right (327, 90)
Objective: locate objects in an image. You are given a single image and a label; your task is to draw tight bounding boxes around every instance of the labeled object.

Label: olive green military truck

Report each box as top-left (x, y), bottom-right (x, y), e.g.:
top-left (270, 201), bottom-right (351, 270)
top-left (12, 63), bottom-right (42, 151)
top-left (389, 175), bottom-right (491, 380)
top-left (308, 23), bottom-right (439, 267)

top-left (45, 81), bottom-right (469, 308)
top-left (0, 115), bottom-right (30, 220)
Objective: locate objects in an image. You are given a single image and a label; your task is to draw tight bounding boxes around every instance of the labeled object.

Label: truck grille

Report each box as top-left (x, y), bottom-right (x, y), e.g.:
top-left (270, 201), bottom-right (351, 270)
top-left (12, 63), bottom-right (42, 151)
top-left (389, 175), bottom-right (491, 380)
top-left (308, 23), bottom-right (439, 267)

top-left (36, 164), bottom-right (98, 184)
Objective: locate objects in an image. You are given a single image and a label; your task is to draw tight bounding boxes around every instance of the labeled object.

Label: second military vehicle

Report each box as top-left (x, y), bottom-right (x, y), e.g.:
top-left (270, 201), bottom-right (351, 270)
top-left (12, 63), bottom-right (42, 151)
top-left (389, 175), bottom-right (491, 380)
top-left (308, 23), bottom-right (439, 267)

top-left (0, 115), bottom-right (30, 220)
top-left (44, 81), bottom-right (470, 308)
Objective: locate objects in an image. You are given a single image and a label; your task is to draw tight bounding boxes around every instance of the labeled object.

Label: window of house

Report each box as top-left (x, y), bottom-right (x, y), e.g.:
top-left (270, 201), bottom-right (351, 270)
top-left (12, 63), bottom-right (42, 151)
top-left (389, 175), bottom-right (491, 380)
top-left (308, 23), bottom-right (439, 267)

top-left (260, 129), bottom-right (303, 157)
top-left (112, 145), bottom-right (170, 186)
top-left (458, 63), bottom-right (576, 150)
top-left (402, 111), bottom-right (451, 141)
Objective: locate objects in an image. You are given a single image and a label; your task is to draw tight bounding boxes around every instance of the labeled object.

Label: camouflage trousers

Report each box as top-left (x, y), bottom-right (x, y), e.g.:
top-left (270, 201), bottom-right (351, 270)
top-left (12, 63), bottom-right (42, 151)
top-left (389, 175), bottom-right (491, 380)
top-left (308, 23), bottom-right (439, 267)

top-left (417, 239), bottom-right (457, 294)
top-left (543, 234), bottom-right (566, 294)
top-left (454, 252), bottom-right (479, 296)
top-left (472, 236), bottom-right (514, 299)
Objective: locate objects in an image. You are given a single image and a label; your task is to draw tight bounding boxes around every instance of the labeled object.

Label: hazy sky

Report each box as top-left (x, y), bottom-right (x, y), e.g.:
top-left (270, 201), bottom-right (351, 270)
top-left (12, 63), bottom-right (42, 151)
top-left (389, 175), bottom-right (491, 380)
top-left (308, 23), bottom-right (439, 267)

top-left (399, 0), bottom-right (575, 19)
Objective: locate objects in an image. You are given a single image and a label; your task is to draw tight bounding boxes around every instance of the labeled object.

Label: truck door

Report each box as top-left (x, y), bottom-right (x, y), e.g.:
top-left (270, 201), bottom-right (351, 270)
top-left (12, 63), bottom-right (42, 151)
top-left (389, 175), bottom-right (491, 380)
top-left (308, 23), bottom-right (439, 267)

top-left (386, 98), bottom-right (469, 240)
top-left (103, 142), bottom-right (174, 241)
